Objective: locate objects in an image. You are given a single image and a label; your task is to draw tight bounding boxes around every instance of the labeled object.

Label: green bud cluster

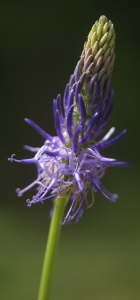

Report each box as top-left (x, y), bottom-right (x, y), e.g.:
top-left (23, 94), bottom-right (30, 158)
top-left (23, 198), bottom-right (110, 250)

top-left (81, 15), bottom-right (115, 84)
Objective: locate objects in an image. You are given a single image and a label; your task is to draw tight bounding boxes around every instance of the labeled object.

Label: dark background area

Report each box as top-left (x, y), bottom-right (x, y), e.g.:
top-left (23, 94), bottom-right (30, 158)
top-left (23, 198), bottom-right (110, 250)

top-left (1, 1), bottom-right (140, 299)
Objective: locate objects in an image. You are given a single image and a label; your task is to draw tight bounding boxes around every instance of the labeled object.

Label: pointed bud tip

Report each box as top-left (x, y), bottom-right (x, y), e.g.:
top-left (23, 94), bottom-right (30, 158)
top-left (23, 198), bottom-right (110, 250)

top-left (24, 118), bottom-right (30, 123)
top-left (99, 15), bottom-right (108, 25)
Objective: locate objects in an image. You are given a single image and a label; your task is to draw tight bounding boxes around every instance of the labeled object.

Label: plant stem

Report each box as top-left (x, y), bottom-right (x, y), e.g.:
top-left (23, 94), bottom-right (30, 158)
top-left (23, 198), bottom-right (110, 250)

top-left (37, 196), bottom-right (68, 300)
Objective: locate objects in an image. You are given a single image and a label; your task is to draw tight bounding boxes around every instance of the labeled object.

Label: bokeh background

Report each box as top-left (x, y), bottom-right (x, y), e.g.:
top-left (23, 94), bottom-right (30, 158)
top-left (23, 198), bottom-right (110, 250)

top-left (1, 1), bottom-right (140, 299)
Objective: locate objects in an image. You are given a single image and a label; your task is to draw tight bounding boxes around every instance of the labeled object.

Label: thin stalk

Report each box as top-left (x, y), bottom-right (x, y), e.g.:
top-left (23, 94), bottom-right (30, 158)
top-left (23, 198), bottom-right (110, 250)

top-left (38, 195), bottom-right (68, 300)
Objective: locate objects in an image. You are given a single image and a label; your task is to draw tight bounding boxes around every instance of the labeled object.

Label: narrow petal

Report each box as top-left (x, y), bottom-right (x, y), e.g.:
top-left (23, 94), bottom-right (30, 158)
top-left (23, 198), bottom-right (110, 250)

top-left (74, 60), bottom-right (81, 82)
top-left (80, 112), bottom-right (98, 144)
top-left (54, 110), bottom-right (67, 144)
top-left (75, 72), bottom-right (86, 104)
top-left (100, 157), bottom-right (116, 163)
top-left (96, 130), bottom-right (127, 150)
top-left (98, 74), bottom-right (105, 93)
top-left (68, 89), bottom-right (74, 109)
top-left (24, 118), bottom-right (52, 142)
top-left (87, 82), bottom-right (99, 113)
top-left (63, 83), bottom-right (69, 111)
top-left (104, 90), bottom-right (114, 113)
top-left (95, 127), bottom-right (116, 145)
top-left (108, 161), bottom-right (132, 167)
top-left (86, 73), bottom-right (98, 97)
top-left (69, 74), bottom-right (75, 90)
top-left (53, 99), bottom-right (57, 118)
top-left (94, 103), bottom-right (113, 137)
top-left (66, 104), bottom-right (74, 139)
top-left (56, 94), bottom-right (65, 123)
top-left (72, 125), bottom-right (83, 153)
top-left (78, 94), bottom-right (86, 127)
top-left (23, 145), bottom-right (40, 152)
top-left (95, 93), bottom-right (104, 114)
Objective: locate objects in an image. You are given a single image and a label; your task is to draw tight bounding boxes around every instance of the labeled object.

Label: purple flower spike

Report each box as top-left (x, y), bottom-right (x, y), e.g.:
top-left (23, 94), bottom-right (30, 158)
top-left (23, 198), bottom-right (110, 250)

top-left (9, 15), bottom-right (131, 224)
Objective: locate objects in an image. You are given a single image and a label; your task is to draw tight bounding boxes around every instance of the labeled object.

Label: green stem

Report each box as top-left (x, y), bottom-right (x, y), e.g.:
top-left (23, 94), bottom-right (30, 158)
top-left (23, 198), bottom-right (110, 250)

top-left (38, 195), bottom-right (68, 300)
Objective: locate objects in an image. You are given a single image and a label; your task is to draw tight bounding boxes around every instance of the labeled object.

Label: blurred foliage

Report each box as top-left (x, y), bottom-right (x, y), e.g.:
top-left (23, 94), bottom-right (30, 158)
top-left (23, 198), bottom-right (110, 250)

top-left (1, 0), bottom-right (140, 299)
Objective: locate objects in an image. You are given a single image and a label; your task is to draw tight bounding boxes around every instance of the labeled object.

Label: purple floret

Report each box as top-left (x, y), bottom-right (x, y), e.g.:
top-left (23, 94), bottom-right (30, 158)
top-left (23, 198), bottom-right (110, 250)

top-left (8, 117), bottom-right (131, 225)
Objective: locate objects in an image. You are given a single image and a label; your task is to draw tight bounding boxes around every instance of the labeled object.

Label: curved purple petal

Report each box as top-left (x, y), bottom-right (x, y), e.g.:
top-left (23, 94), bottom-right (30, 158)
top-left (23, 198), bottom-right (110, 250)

top-left (54, 109), bottom-right (67, 144)
top-left (24, 118), bottom-right (52, 142)
top-left (80, 112), bottom-right (98, 144)
top-left (78, 94), bottom-right (86, 127)
top-left (66, 104), bottom-right (74, 139)
top-left (96, 129), bottom-right (127, 150)
top-left (72, 125), bottom-right (83, 153)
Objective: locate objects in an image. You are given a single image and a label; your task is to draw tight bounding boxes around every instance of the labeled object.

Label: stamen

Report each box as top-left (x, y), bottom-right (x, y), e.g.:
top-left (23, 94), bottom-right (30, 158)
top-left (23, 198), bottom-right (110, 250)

top-left (8, 154), bottom-right (37, 165)
top-left (68, 196), bottom-right (85, 222)
top-left (61, 197), bottom-right (75, 225)
top-left (43, 150), bottom-right (59, 157)
top-left (16, 177), bottom-right (41, 197)
top-left (74, 172), bottom-right (83, 191)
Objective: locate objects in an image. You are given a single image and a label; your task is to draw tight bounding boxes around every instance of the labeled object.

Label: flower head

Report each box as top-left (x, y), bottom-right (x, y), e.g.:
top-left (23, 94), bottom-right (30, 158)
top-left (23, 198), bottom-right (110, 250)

top-left (8, 16), bottom-right (131, 225)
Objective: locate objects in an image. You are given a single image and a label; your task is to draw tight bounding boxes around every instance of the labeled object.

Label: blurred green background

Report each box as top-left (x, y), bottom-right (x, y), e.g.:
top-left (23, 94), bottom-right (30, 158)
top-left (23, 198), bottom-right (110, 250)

top-left (1, 1), bottom-right (140, 299)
